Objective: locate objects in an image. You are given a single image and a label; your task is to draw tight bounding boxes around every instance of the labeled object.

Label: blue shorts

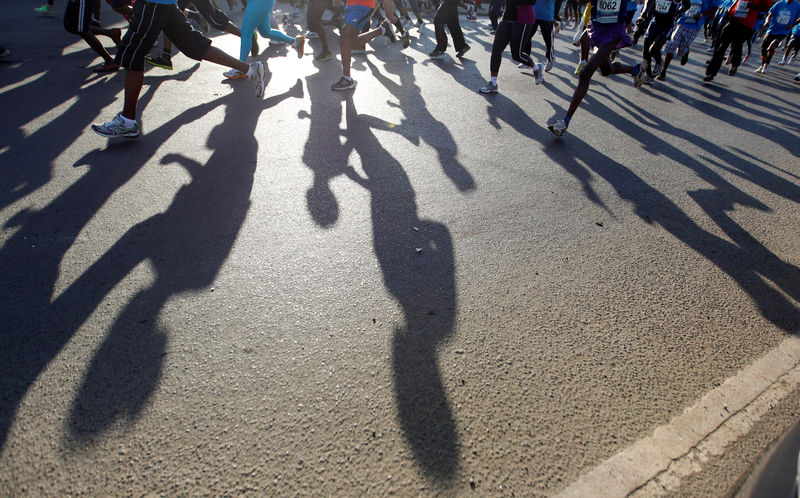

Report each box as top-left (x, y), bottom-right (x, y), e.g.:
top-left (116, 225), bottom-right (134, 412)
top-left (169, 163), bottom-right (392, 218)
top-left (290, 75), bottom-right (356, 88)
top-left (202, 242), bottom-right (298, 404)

top-left (344, 5), bottom-right (373, 30)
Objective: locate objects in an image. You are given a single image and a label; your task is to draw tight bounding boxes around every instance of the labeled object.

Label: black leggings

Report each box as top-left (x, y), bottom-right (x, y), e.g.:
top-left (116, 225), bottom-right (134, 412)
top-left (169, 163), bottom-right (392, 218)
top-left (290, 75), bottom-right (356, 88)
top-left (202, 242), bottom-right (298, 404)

top-left (490, 20), bottom-right (535, 73)
top-left (643, 33), bottom-right (667, 74)
top-left (528, 20), bottom-right (554, 61)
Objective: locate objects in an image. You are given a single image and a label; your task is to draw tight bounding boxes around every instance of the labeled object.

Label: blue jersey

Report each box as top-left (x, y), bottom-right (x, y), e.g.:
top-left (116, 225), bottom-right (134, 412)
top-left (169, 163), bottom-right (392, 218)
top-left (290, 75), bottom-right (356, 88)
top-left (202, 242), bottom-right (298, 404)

top-left (679, 0), bottom-right (714, 27)
top-left (535, 0), bottom-right (556, 21)
top-left (766, 0), bottom-right (800, 34)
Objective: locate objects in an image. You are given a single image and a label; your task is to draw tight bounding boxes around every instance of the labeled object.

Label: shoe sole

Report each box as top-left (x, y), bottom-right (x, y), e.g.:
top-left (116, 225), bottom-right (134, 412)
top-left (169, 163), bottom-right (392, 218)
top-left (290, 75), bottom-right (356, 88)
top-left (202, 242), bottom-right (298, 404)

top-left (547, 125), bottom-right (566, 136)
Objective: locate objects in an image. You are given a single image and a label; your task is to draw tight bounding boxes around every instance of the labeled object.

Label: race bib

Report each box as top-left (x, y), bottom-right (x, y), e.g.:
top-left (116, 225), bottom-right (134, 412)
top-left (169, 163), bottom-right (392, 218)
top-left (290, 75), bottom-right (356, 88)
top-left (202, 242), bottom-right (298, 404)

top-left (597, 0), bottom-right (622, 22)
top-left (655, 0), bottom-right (672, 13)
top-left (734, 1), bottom-right (750, 17)
top-left (685, 4), bottom-right (701, 16)
top-left (777, 11), bottom-right (791, 24)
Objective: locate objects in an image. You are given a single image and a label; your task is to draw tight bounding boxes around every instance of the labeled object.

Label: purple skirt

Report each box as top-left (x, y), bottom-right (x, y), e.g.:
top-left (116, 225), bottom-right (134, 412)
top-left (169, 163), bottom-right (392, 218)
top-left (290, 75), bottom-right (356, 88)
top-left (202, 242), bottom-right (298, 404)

top-left (587, 21), bottom-right (632, 50)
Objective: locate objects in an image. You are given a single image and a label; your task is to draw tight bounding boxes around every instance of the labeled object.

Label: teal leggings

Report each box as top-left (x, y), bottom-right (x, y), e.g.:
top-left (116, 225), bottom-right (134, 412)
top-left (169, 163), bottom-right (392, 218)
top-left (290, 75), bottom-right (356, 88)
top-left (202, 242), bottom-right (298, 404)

top-left (240, 0), bottom-right (293, 61)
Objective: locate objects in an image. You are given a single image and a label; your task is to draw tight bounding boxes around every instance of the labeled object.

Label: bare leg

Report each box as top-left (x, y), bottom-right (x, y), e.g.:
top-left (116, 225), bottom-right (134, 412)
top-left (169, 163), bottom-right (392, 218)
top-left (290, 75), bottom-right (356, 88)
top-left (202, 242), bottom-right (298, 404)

top-left (122, 70), bottom-right (144, 120)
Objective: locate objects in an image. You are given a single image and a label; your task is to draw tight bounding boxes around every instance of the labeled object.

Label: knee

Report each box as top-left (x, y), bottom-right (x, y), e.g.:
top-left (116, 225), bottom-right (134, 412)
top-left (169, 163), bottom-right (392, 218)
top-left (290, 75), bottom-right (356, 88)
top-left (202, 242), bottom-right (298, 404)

top-left (599, 65), bottom-right (611, 76)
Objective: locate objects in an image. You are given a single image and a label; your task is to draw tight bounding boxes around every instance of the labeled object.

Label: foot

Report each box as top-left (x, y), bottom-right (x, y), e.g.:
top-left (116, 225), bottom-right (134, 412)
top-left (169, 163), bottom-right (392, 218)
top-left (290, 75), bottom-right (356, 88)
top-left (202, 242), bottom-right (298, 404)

top-left (778, 57), bottom-right (786, 65)
top-left (643, 73), bottom-right (654, 85)
top-left (223, 68), bottom-right (247, 79)
top-left (574, 60), bottom-right (587, 75)
top-left (545, 57), bottom-right (554, 72)
top-left (456, 44), bottom-right (470, 57)
top-left (652, 61), bottom-right (663, 77)
top-left (34, 3), bottom-right (54, 16)
top-left (479, 81), bottom-right (498, 93)
top-left (428, 49), bottom-right (445, 59)
top-left (93, 62), bottom-right (120, 73)
top-left (401, 32), bottom-right (410, 49)
top-left (680, 51), bottom-right (689, 65)
top-left (533, 63), bottom-right (544, 84)
top-left (547, 117), bottom-right (567, 136)
top-left (703, 75), bottom-right (714, 82)
top-left (656, 71), bottom-right (666, 81)
top-left (248, 61), bottom-right (267, 98)
top-left (305, 31), bottom-right (320, 38)
top-left (728, 65), bottom-right (737, 76)
top-left (145, 54), bottom-right (173, 70)
top-left (632, 62), bottom-right (645, 88)
top-left (91, 113), bottom-right (141, 138)
top-left (331, 75), bottom-right (356, 90)
top-left (292, 35), bottom-right (305, 58)
top-left (314, 50), bottom-right (333, 61)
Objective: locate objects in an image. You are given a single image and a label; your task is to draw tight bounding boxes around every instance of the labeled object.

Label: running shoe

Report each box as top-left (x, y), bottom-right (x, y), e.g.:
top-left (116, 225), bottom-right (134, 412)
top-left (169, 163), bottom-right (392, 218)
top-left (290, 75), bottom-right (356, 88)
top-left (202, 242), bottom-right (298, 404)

top-left (428, 49), bottom-right (445, 58)
top-left (545, 57), bottom-right (554, 72)
top-left (479, 81), bottom-right (498, 93)
top-left (728, 65), bottom-right (737, 76)
top-left (490, 29), bottom-right (496, 34)
top-left (331, 75), bottom-right (357, 90)
top-left (632, 62), bottom-right (645, 88)
top-left (224, 68), bottom-right (247, 79)
top-left (758, 65), bottom-right (767, 74)
top-left (293, 35), bottom-right (305, 58)
top-left (456, 44), bottom-right (471, 57)
top-left (656, 71), bottom-right (666, 81)
top-left (0, 45), bottom-right (10, 59)
top-left (305, 31), bottom-right (319, 38)
top-left (91, 113), bottom-right (141, 138)
top-left (680, 51), bottom-right (689, 65)
top-left (778, 57), bottom-right (786, 65)
top-left (533, 63), bottom-right (544, 84)
top-left (248, 61), bottom-right (267, 98)
top-left (703, 75), bottom-right (714, 82)
top-left (795, 72), bottom-right (800, 81)
top-left (574, 60), bottom-right (587, 75)
top-left (652, 60), bottom-right (663, 77)
top-left (34, 3), bottom-right (54, 16)
top-left (145, 54), bottom-right (173, 70)
top-left (547, 118), bottom-right (567, 136)
top-left (401, 32), bottom-right (410, 49)
top-left (643, 73), bottom-right (654, 85)
top-left (314, 50), bottom-right (333, 61)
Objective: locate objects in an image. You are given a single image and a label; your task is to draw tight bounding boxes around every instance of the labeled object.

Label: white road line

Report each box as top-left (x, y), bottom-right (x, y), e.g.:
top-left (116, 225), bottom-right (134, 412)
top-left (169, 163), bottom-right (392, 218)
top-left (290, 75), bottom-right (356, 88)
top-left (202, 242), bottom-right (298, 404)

top-left (558, 336), bottom-right (800, 497)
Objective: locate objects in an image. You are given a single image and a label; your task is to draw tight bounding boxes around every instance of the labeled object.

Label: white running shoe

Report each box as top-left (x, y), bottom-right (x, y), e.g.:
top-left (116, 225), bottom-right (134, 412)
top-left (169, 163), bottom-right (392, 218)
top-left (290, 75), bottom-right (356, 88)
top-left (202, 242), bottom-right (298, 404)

top-left (248, 61), bottom-right (267, 98)
top-left (547, 117), bottom-right (567, 136)
top-left (304, 31), bottom-right (319, 39)
top-left (224, 68), bottom-right (247, 79)
top-left (545, 57), bottom-right (554, 72)
top-left (91, 113), bottom-right (141, 138)
top-left (479, 81), bottom-right (498, 93)
top-left (533, 63), bottom-right (544, 85)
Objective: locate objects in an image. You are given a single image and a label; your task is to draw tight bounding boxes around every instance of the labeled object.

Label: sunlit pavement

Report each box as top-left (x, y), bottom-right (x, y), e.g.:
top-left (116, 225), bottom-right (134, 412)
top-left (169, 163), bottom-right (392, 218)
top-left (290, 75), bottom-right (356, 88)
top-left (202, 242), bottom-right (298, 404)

top-left (1, 2), bottom-right (799, 495)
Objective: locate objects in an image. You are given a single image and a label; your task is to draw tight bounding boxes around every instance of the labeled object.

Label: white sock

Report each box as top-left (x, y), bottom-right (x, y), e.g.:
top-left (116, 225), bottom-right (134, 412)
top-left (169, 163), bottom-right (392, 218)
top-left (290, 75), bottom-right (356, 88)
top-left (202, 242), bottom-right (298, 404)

top-left (490, 76), bottom-right (497, 85)
top-left (343, 75), bottom-right (353, 81)
top-left (119, 114), bottom-right (136, 127)
top-left (246, 63), bottom-right (256, 77)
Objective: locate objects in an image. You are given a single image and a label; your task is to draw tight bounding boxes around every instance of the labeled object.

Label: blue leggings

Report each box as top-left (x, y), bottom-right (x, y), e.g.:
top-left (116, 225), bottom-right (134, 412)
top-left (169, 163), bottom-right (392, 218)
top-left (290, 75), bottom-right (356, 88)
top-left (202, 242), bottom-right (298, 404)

top-left (239, 0), bottom-right (293, 61)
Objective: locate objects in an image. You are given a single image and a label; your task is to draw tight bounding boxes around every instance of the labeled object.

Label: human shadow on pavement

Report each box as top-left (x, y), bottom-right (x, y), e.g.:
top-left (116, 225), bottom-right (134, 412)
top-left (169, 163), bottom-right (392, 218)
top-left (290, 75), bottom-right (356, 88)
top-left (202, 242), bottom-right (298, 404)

top-left (338, 94), bottom-right (460, 482)
top-left (0, 76), bottom-right (301, 450)
top-left (65, 80), bottom-right (302, 440)
top-left (0, 55), bottom-right (199, 211)
top-left (365, 56), bottom-right (476, 192)
top-left (539, 94), bottom-right (800, 333)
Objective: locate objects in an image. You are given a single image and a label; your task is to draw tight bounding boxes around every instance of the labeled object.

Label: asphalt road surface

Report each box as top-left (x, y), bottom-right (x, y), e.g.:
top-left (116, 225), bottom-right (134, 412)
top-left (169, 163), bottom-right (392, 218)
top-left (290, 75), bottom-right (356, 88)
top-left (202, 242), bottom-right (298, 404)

top-left (1, 1), bottom-right (799, 495)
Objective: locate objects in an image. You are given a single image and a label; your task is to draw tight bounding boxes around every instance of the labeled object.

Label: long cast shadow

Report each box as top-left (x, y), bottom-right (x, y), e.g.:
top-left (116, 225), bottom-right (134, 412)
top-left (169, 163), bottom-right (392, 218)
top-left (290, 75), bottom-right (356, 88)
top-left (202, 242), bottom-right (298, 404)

top-left (340, 94), bottom-right (460, 482)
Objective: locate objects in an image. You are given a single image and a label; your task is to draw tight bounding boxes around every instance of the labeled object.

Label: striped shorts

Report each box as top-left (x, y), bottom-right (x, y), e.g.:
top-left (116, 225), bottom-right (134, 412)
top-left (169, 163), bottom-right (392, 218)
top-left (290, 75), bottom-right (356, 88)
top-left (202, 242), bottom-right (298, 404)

top-left (115, 0), bottom-right (211, 71)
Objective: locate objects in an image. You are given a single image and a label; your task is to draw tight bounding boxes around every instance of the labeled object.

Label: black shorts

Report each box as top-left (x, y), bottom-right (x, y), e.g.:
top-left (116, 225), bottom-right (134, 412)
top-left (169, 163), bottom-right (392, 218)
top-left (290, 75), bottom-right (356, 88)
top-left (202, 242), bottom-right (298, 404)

top-left (789, 34), bottom-right (800, 49)
top-left (108, 0), bottom-right (132, 8)
top-left (115, 1), bottom-right (212, 71)
top-left (64, 0), bottom-right (99, 34)
top-left (178, 0), bottom-right (230, 30)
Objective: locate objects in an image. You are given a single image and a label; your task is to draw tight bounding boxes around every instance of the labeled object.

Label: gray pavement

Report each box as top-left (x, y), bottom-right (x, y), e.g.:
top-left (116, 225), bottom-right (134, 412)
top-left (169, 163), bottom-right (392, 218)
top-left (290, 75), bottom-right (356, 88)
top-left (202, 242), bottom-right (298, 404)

top-left (1, 1), bottom-right (799, 495)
